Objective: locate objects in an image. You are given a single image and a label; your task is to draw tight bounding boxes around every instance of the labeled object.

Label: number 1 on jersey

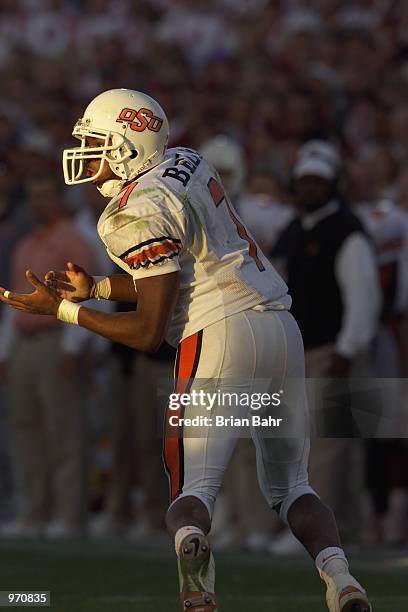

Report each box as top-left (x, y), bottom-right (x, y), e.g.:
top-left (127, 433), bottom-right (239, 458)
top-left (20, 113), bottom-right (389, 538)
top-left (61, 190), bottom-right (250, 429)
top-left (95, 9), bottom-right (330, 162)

top-left (207, 177), bottom-right (265, 271)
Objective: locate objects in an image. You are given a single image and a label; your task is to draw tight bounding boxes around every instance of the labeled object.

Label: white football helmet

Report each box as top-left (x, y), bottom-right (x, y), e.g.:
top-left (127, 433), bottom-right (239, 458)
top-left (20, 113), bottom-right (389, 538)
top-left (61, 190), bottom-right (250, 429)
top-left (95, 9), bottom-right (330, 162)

top-left (63, 89), bottom-right (169, 197)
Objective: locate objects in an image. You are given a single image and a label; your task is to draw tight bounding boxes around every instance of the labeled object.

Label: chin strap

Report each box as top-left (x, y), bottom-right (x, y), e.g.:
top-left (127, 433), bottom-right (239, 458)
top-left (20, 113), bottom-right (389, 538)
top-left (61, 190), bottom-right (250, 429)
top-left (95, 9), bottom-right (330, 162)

top-left (97, 178), bottom-right (127, 198)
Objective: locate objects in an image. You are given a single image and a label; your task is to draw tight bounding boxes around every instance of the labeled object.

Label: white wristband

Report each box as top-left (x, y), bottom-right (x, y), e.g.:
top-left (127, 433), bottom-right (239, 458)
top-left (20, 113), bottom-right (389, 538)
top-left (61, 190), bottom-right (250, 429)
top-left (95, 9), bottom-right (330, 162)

top-left (92, 276), bottom-right (111, 300)
top-left (57, 299), bottom-right (81, 325)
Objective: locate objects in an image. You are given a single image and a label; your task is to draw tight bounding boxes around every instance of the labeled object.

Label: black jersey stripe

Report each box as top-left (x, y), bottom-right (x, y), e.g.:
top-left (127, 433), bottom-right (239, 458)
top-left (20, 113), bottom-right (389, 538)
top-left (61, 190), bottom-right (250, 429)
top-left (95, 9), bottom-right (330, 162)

top-left (119, 236), bottom-right (182, 259)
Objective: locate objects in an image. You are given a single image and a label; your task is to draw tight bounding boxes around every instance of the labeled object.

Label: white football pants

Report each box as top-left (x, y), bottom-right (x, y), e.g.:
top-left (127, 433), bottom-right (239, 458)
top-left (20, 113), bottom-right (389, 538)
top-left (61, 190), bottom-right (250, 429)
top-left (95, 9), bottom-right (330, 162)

top-left (163, 309), bottom-right (317, 524)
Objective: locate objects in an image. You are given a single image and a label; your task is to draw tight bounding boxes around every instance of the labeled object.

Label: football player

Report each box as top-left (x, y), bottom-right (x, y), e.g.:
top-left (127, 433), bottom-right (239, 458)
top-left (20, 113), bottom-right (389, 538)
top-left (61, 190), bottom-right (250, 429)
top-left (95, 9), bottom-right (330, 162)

top-left (0, 89), bottom-right (371, 612)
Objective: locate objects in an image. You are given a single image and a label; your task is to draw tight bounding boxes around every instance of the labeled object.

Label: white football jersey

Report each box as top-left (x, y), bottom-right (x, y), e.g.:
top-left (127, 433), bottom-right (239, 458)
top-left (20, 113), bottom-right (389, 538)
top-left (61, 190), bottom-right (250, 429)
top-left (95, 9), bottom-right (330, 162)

top-left (97, 147), bottom-right (291, 346)
top-left (355, 200), bottom-right (408, 312)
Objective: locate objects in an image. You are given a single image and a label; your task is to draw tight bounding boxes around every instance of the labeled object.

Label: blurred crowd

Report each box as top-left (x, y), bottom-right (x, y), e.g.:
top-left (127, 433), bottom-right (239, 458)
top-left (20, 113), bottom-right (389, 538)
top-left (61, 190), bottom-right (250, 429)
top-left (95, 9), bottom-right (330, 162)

top-left (0, 0), bottom-right (408, 552)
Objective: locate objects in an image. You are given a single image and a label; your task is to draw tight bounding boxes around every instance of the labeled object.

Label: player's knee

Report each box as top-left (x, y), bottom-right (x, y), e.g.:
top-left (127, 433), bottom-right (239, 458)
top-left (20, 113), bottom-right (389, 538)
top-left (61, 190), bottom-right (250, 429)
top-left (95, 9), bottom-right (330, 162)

top-left (271, 485), bottom-right (319, 525)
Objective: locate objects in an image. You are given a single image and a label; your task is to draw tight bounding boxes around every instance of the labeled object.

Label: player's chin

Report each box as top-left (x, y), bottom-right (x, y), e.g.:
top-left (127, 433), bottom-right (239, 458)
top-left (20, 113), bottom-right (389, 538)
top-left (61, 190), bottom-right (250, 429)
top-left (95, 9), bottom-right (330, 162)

top-left (92, 175), bottom-right (108, 186)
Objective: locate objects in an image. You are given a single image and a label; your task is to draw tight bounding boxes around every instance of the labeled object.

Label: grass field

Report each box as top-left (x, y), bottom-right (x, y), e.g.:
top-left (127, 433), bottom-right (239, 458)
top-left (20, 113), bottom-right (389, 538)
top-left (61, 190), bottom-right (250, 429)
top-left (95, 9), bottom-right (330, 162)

top-left (0, 539), bottom-right (406, 611)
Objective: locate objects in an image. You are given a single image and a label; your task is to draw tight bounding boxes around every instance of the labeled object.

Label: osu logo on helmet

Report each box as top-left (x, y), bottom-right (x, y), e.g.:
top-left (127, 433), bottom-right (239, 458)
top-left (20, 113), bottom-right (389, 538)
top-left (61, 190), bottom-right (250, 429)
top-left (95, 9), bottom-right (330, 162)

top-left (116, 107), bottom-right (163, 133)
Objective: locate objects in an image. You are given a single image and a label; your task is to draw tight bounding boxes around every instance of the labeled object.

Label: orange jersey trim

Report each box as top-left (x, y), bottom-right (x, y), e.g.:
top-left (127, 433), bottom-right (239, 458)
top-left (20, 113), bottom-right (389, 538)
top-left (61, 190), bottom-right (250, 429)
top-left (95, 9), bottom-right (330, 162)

top-left (124, 241), bottom-right (180, 268)
top-left (163, 331), bottom-right (203, 502)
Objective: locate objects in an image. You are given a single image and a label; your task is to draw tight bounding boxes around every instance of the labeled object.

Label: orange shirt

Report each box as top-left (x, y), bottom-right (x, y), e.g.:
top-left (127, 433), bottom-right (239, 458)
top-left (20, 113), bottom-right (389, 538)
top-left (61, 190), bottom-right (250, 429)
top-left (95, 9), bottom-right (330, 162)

top-left (11, 216), bottom-right (94, 332)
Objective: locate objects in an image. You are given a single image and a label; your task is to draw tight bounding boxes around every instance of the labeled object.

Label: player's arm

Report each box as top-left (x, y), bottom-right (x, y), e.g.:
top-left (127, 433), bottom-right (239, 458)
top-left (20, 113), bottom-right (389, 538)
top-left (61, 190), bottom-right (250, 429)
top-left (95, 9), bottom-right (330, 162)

top-left (106, 274), bottom-right (138, 302)
top-left (76, 272), bottom-right (178, 351)
top-left (4, 202), bottom-right (186, 349)
top-left (44, 262), bottom-right (138, 303)
top-left (0, 269), bottom-right (179, 353)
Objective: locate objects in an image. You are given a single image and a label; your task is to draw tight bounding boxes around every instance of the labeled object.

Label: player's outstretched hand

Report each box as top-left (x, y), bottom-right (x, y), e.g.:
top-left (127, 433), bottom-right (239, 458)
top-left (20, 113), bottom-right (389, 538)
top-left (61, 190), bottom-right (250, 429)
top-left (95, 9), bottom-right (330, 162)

top-left (0, 270), bottom-right (62, 315)
top-left (44, 262), bottom-right (94, 302)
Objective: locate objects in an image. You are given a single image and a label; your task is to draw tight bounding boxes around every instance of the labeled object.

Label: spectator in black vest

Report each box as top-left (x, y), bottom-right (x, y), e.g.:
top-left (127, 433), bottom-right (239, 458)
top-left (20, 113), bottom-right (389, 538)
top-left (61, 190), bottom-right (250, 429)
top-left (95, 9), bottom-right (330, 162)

top-left (272, 143), bottom-right (380, 378)
top-left (270, 142), bottom-right (381, 546)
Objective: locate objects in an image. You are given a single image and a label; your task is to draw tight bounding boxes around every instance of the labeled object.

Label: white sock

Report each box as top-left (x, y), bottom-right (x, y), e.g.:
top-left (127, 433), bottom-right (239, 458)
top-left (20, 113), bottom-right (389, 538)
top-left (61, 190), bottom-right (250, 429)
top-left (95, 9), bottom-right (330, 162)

top-left (315, 547), bottom-right (349, 581)
top-left (175, 526), bottom-right (205, 557)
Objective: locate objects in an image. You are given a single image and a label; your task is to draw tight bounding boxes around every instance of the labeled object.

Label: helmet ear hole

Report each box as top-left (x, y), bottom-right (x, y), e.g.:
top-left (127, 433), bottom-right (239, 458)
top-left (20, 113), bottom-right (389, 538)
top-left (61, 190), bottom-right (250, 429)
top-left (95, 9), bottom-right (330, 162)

top-left (129, 150), bottom-right (138, 159)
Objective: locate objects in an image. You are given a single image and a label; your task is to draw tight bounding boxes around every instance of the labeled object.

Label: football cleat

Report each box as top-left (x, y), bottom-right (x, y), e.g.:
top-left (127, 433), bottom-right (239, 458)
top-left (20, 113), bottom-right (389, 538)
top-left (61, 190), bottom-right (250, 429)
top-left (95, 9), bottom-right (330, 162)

top-left (325, 575), bottom-right (372, 612)
top-left (180, 591), bottom-right (218, 611)
top-left (339, 586), bottom-right (372, 612)
top-left (178, 532), bottom-right (218, 611)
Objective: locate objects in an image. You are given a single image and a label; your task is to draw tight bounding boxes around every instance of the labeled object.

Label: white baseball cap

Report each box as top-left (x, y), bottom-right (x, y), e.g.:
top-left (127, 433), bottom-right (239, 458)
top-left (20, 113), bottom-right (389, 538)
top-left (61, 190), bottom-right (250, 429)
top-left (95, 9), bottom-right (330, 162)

top-left (293, 157), bottom-right (336, 180)
top-left (297, 140), bottom-right (341, 169)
